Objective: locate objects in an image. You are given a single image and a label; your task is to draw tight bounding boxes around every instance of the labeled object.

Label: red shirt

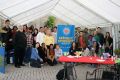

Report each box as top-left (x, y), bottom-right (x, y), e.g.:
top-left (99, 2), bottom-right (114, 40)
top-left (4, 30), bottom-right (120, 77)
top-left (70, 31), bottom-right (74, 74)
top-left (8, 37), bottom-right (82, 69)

top-left (79, 36), bottom-right (86, 48)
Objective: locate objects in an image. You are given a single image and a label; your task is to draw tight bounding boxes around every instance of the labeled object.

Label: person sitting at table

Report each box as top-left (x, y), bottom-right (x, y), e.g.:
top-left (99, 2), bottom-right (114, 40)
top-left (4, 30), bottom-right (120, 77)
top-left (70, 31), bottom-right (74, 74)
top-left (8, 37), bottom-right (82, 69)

top-left (102, 47), bottom-right (111, 59)
top-left (54, 44), bottom-right (63, 61)
top-left (30, 42), bottom-right (43, 68)
top-left (91, 41), bottom-right (99, 56)
top-left (69, 42), bottom-right (78, 56)
top-left (47, 44), bottom-right (57, 66)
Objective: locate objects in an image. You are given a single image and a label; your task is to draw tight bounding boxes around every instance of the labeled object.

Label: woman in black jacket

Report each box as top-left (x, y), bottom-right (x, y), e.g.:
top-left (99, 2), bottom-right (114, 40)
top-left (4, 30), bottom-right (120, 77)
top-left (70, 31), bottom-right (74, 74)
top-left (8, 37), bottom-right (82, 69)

top-left (69, 42), bottom-right (78, 56)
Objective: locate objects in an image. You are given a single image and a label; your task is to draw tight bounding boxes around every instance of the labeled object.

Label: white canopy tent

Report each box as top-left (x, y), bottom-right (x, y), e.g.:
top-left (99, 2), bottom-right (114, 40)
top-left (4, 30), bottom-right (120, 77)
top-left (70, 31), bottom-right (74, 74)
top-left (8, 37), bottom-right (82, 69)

top-left (0, 0), bottom-right (120, 48)
top-left (0, 0), bottom-right (120, 27)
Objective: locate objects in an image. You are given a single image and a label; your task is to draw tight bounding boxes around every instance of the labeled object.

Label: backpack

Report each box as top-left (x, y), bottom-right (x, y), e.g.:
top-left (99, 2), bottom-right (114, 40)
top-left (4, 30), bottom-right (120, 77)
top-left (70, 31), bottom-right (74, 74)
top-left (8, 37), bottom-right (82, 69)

top-left (56, 69), bottom-right (67, 80)
top-left (56, 63), bottom-right (75, 80)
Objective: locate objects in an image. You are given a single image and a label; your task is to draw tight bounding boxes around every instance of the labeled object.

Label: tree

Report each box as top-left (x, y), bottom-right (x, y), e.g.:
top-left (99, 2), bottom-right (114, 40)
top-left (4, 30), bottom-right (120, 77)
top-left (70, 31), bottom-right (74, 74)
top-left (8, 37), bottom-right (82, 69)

top-left (45, 16), bottom-right (56, 28)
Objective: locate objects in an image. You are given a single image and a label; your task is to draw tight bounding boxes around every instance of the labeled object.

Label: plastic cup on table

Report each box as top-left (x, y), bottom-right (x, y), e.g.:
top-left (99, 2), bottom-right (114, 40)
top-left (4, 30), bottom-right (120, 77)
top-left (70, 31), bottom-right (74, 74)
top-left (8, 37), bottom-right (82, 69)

top-left (66, 52), bottom-right (68, 56)
top-left (101, 56), bottom-right (103, 60)
top-left (90, 57), bottom-right (92, 60)
top-left (111, 56), bottom-right (114, 61)
top-left (64, 52), bottom-right (66, 56)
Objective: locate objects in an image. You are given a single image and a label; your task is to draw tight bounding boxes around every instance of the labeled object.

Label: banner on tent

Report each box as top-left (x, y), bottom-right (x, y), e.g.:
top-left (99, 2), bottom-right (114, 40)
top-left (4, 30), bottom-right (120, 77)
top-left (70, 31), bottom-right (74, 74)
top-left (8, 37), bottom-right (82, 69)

top-left (57, 25), bottom-right (75, 53)
top-left (0, 47), bottom-right (5, 73)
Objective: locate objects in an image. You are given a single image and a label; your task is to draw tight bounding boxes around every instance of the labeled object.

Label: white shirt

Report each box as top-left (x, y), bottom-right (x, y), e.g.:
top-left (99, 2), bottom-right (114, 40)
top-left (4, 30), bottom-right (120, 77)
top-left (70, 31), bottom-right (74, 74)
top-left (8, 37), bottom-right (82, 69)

top-left (52, 32), bottom-right (57, 44)
top-left (36, 32), bottom-right (45, 45)
top-left (54, 48), bottom-right (62, 59)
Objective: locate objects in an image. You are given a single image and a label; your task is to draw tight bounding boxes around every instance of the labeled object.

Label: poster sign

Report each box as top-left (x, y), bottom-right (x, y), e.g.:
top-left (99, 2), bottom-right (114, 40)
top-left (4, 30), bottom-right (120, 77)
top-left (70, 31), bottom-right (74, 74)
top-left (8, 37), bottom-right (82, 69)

top-left (57, 25), bottom-right (75, 53)
top-left (0, 47), bottom-right (5, 73)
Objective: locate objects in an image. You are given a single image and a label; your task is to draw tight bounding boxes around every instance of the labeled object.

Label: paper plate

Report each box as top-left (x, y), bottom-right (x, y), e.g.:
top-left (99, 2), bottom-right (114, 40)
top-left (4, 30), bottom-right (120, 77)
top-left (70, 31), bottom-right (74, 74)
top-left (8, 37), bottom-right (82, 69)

top-left (74, 56), bottom-right (82, 58)
top-left (96, 59), bottom-right (105, 62)
top-left (67, 55), bottom-right (74, 58)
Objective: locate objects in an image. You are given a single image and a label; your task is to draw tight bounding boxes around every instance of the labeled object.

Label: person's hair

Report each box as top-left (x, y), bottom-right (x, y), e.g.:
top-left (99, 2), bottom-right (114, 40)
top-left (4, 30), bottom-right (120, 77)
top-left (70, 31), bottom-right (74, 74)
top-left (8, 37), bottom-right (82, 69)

top-left (50, 44), bottom-right (53, 47)
top-left (44, 26), bottom-right (48, 28)
top-left (88, 35), bottom-right (93, 39)
top-left (93, 41), bottom-right (99, 53)
top-left (54, 26), bottom-right (57, 29)
top-left (23, 24), bottom-right (27, 27)
top-left (34, 28), bottom-right (38, 34)
top-left (39, 27), bottom-right (43, 29)
top-left (105, 47), bottom-right (110, 53)
top-left (84, 28), bottom-right (88, 30)
top-left (106, 32), bottom-right (110, 37)
top-left (71, 42), bottom-right (77, 49)
top-left (30, 25), bottom-right (34, 30)
top-left (80, 31), bottom-right (83, 33)
top-left (30, 25), bottom-right (34, 28)
top-left (55, 44), bottom-right (59, 48)
top-left (51, 26), bottom-right (57, 32)
top-left (28, 27), bottom-right (33, 31)
top-left (5, 19), bottom-right (10, 23)
top-left (13, 26), bottom-right (18, 30)
top-left (41, 43), bottom-right (45, 46)
top-left (49, 44), bottom-right (54, 50)
top-left (77, 27), bottom-right (81, 29)
top-left (97, 27), bottom-right (101, 29)
top-left (35, 42), bottom-right (40, 48)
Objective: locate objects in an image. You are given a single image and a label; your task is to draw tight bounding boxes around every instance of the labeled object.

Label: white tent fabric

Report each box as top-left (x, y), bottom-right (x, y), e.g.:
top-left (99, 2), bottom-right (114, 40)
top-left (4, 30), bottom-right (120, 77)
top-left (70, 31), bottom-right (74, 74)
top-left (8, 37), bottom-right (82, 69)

top-left (76, 0), bottom-right (120, 23)
top-left (0, 0), bottom-right (120, 27)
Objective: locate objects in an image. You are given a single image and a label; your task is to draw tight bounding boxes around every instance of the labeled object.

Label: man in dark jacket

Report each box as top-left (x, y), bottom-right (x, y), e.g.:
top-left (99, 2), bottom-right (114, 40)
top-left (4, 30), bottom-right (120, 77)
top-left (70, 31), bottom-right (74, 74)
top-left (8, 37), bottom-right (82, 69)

top-left (2, 20), bottom-right (12, 64)
top-left (13, 26), bottom-right (27, 68)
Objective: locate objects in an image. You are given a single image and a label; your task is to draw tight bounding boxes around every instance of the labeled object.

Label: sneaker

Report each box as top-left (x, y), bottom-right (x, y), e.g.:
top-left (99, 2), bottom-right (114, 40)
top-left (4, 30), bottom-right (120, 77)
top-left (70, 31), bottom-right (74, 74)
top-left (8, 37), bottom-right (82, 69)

top-left (15, 66), bottom-right (21, 68)
top-left (20, 64), bottom-right (26, 66)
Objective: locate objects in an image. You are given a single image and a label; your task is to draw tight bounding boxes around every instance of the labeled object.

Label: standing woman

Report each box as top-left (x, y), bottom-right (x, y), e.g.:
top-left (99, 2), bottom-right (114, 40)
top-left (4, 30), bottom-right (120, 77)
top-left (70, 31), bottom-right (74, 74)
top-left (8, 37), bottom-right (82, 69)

top-left (78, 31), bottom-right (87, 50)
top-left (104, 32), bottom-right (113, 55)
top-left (23, 25), bottom-right (28, 33)
top-left (32, 28), bottom-right (38, 47)
top-left (12, 26), bottom-right (18, 38)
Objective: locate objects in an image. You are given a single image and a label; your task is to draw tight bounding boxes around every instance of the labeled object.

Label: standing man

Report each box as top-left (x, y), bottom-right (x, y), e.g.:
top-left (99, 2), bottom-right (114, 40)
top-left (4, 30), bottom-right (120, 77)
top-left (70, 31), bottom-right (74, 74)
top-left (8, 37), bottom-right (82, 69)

top-left (97, 27), bottom-right (105, 46)
top-left (84, 28), bottom-right (89, 47)
top-left (44, 29), bottom-right (54, 47)
top-left (13, 26), bottom-right (27, 68)
top-left (75, 27), bottom-right (81, 44)
top-left (2, 19), bottom-right (12, 64)
top-left (52, 27), bottom-right (57, 44)
top-left (36, 27), bottom-right (45, 45)
top-left (24, 27), bottom-right (33, 63)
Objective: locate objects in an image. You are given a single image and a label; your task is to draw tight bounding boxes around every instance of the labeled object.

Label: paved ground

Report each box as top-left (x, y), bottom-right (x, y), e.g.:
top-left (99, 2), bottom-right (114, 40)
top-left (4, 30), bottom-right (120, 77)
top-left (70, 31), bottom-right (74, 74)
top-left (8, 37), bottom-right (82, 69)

top-left (0, 64), bottom-right (96, 80)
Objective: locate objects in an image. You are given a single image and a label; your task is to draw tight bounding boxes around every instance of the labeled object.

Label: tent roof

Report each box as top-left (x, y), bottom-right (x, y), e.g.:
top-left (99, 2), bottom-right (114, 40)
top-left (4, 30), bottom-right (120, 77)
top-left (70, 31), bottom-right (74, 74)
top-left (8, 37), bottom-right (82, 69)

top-left (0, 0), bottom-right (120, 27)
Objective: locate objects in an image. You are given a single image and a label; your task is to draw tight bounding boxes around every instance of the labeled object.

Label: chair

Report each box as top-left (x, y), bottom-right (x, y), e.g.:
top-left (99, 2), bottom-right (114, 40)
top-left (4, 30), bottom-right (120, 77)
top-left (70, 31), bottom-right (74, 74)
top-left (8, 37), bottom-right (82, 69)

top-left (86, 67), bottom-right (116, 80)
top-left (113, 64), bottom-right (120, 80)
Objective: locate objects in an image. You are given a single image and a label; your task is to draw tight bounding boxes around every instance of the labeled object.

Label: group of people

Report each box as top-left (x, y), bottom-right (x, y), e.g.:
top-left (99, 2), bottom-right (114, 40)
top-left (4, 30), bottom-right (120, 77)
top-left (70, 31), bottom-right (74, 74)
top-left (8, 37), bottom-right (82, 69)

top-left (74, 27), bottom-right (113, 57)
top-left (1, 19), bottom-right (113, 68)
top-left (1, 20), bottom-right (62, 68)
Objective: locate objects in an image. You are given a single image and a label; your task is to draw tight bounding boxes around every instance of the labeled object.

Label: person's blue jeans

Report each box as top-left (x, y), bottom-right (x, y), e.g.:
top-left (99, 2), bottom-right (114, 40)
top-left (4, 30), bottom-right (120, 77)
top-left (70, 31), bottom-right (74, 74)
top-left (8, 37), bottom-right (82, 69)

top-left (24, 47), bottom-right (32, 63)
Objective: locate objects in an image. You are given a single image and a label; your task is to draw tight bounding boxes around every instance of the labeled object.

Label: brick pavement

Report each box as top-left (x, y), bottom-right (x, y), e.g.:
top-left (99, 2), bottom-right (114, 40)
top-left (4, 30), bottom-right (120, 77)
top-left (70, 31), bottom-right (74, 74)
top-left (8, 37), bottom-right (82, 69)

top-left (0, 64), bottom-right (95, 80)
